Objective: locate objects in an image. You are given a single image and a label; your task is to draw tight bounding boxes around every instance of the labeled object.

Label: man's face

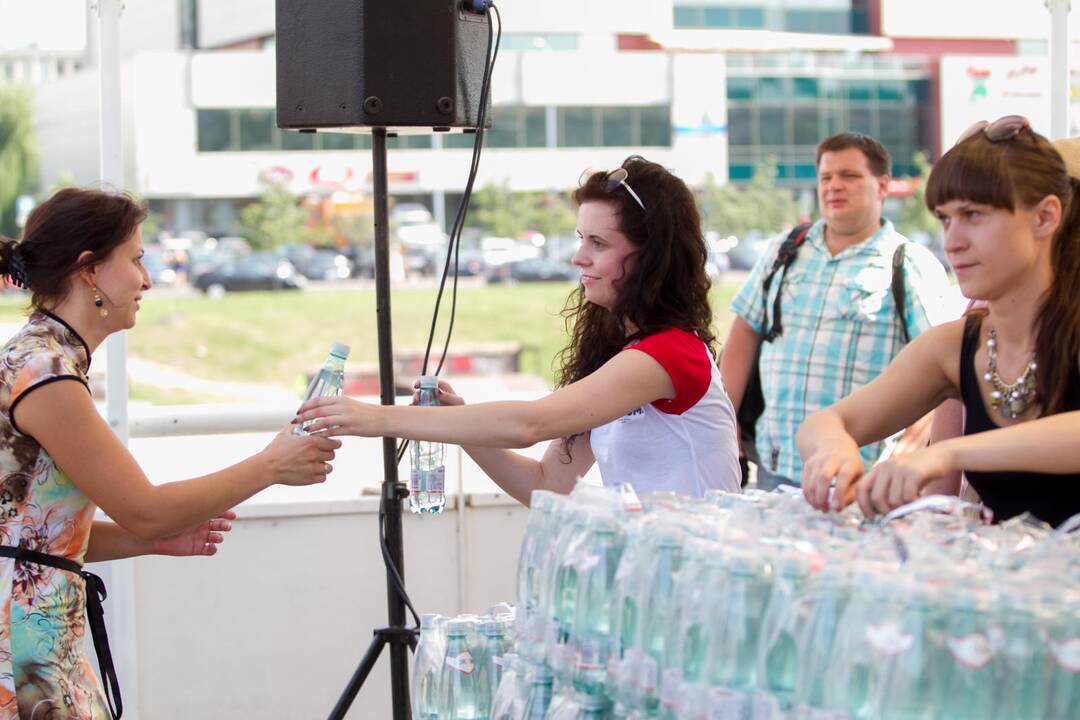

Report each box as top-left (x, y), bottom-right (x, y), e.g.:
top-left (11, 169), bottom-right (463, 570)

top-left (817, 147), bottom-right (888, 235)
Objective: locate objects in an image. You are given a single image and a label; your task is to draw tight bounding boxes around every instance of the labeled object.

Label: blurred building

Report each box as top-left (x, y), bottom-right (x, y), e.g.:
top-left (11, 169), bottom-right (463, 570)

top-left (22, 0), bottom-right (1080, 235)
top-left (0, 0), bottom-right (87, 86)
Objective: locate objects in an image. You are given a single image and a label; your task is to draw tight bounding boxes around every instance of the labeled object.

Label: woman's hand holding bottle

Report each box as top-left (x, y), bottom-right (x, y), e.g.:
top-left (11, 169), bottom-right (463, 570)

top-left (260, 427), bottom-right (342, 486)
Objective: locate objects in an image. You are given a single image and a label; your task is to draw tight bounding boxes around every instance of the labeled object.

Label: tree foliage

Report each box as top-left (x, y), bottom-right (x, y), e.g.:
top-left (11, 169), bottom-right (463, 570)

top-left (0, 85), bottom-right (40, 237)
top-left (698, 159), bottom-right (799, 239)
top-left (897, 151), bottom-right (940, 237)
top-left (236, 186), bottom-right (330, 250)
top-left (141, 210), bottom-right (165, 243)
top-left (469, 180), bottom-right (577, 240)
top-left (329, 210), bottom-right (375, 248)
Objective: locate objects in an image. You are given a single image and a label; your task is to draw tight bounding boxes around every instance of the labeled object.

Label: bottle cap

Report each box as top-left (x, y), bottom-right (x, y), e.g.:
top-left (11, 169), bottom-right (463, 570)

top-left (419, 374), bottom-right (439, 389)
top-left (329, 342), bottom-right (351, 359)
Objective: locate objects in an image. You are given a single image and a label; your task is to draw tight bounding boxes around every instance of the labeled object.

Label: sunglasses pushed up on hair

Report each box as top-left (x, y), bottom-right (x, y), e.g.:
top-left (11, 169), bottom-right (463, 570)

top-left (580, 167), bottom-right (648, 212)
top-left (957, 115), bottom-right (1032, 146)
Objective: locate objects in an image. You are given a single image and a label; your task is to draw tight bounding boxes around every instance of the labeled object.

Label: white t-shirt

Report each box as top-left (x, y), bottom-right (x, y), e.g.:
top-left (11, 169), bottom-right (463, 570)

top-left (589, 328), bottom-right (741, 497)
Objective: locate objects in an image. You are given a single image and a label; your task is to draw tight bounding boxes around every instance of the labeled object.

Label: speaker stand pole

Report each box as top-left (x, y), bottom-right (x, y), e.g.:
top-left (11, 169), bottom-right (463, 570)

top-left (328, 127), bottom-right (417, 720)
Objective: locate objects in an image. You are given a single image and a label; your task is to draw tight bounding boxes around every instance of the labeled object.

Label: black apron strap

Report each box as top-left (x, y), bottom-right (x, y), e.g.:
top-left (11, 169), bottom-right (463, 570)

top-left (0, 545), bottom-right (123, 719)
top-left (81, 570), bottom-right (122, 720)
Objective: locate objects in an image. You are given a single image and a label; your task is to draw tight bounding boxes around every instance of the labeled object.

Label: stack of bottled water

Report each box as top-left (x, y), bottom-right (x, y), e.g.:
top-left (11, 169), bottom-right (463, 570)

top-left (485, 483), bottom-right (1080, 720)
top-left (412, 608), bottom-right (518, 719)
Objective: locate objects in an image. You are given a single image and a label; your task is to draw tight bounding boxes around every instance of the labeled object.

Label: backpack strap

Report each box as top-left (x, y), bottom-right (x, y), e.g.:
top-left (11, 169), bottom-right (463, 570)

top-left (891, 243), bottom-right (911, 344)
top-left (761, 223), bottom-right (812, 342)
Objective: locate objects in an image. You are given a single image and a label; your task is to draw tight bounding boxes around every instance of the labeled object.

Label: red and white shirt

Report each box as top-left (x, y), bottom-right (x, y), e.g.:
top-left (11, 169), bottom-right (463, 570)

top-left (589, 328), bottom-right (741, 497)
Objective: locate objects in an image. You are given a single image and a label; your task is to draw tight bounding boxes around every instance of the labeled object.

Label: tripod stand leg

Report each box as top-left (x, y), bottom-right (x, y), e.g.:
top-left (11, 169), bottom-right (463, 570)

top-left (328, 127), bottom-right (416, 720)
top-left (327, 633), bottom-right (387, 720)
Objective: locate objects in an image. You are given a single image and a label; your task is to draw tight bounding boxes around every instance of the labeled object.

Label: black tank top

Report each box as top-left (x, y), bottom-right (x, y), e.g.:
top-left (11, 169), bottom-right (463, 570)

top-left (960, 314), bottom-right (1080, 527)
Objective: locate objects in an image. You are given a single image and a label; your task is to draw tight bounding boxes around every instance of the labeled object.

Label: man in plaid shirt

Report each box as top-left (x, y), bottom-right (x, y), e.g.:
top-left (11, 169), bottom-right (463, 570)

top-left (721, 133), bottom-right (951, 490)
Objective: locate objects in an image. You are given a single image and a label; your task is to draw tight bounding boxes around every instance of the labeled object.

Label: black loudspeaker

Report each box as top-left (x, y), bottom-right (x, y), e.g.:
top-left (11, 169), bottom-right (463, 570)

top-left (275, 0), bottom-right (492, 131)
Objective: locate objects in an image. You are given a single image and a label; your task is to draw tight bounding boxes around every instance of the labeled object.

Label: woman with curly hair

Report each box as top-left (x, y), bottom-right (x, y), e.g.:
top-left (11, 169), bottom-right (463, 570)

top-left (296, 155), bottom-right (741, 504)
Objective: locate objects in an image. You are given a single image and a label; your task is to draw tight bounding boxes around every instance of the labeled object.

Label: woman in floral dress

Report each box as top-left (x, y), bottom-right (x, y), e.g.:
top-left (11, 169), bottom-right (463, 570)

top-left (0, 188), bottom-right (340, 719)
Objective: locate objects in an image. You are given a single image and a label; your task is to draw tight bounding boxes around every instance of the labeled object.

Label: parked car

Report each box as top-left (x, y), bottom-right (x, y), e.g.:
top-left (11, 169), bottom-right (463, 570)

top-left (342, 245), bottom-right (375, 278)
top-left (423, 246), bottom-right (488, 278)
top-left (453, 248), bottom-right (488, 277)
top-left (486, 258), bottom-right (577, 284)
top-left (705, 250), bottom-right (731, 278)
top-left (193, 253), bottom-right (307, 296)
top-left (391, 202), bottom-right (435, 226)
top-left (403, 245), bottom-right (439, 276)
top-left (726, 233), bottom-right (771, 271)
top-left (141, 246), bottom-right (178, 286)
top-left (302, 249), bottom-right (353, 281)
top-left (187, 243), bottom-right (246, 278)
top-left (276, 245), bottom-right (353, 281)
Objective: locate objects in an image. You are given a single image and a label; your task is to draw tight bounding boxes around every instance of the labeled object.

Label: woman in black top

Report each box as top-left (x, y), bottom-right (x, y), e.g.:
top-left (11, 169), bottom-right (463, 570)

top-left (797, 117), bottom-right (1080, 526)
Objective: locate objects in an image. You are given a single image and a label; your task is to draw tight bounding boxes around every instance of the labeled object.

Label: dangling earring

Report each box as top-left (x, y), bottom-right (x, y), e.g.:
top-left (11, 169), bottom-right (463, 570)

top-left (92, 287), bottom-right (108, 318)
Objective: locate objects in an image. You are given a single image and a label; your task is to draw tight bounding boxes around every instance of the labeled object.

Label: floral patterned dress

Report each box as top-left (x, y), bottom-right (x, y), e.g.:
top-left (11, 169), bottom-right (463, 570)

top-left (0, 312), bottom-right (107, 719)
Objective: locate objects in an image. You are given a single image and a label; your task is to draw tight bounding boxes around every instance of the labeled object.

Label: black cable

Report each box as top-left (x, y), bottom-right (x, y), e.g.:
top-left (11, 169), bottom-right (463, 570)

top-left (425, 3), bottom-right (501, 375)
top-left (396, 4), bottom-right (501, 464)
top-left (435, 4), bottom-right (502, 377)
top-left (380, 507), bottom-right (422, 627)
top-left (384, 5), bottom-right (502, 627)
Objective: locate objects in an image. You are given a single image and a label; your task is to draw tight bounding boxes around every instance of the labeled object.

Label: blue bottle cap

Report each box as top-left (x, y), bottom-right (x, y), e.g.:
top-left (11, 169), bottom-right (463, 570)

top-left (330, 342), bottom-right (350, 359)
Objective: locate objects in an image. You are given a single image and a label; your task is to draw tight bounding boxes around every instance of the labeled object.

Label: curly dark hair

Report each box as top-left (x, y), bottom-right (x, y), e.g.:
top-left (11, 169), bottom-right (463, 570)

top-left (554, 155), bottom-right (716, 434)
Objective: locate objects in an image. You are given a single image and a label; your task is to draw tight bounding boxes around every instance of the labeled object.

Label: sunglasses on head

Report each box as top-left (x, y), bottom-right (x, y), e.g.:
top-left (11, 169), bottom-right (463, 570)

top-left (957, 115), bottom-right (1031, 146)
top-left (598, 167), bottom-right (647, 211)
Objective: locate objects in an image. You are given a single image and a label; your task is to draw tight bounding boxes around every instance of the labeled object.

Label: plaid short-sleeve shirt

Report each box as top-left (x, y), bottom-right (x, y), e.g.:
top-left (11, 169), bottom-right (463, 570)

top-left (730, 219), bottom-right (951, 484)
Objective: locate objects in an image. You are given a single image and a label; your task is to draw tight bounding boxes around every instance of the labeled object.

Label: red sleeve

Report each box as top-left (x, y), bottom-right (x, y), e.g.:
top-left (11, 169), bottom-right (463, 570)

top-left (626, 328), bottom-right (711, 415)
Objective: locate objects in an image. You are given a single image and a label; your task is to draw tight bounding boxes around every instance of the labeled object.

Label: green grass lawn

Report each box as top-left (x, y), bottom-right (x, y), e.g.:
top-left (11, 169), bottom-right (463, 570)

top-left (0, 280), bottom-right (741, 398)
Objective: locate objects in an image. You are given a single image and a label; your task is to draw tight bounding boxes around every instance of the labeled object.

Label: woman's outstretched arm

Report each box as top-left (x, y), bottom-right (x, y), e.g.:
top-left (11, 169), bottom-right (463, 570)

top-left (15, 380), bottom-right (340, 541)
top-left (416, 379), bottom-right (596, 506)
top-left (296, 347), bottom-right (676, 448)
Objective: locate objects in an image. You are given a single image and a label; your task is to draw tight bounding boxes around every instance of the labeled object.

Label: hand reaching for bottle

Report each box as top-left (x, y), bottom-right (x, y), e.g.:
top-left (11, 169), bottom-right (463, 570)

top-left (261, 426), bottom-right (342, 485)
top-left (412, 378), bottom-right (466, 406)
top-left (152, 511), bottom-right (237, 556)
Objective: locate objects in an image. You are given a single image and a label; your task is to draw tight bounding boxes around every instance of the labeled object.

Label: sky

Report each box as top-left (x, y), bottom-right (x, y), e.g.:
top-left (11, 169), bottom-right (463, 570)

top-left (0, 0), bottom-right (85, 52)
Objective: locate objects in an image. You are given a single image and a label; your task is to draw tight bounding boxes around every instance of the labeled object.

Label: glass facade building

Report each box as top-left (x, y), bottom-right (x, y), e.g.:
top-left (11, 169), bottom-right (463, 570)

top-left (196, 105), bottom-right (673, 153)
top-left (669, 1), bottom-right (934, 184)
top-left (725, 54), bottom-right (933, 182)
top-left (674, 0), bottom-right (870, 34)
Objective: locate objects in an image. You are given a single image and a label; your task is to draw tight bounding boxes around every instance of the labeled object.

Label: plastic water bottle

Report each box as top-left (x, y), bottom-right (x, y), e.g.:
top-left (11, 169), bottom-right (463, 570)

top-left (477, 619), bottom-right (507, 716)
top-left (572, 512), bottom-right (624, 696)
top-left (412, 614), bottom-right (446, 720)
top-left (293, 342), bottom-right (350, 435)
top-left (439, 619), bottom-right (482, 719)
top-left (410, 375), bottom-right (446, 514)
top-left (522, 665), bottom-right (554, 719)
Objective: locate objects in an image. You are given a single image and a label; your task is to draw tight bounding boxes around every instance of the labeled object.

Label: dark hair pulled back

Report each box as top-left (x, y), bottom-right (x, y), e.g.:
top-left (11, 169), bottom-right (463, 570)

top-left (0, 187), bottom-right (147, 310)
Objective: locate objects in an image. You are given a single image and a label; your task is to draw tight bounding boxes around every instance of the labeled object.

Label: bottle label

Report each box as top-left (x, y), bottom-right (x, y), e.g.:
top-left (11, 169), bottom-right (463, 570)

top-left (578, 553), bottom-right (600, 573)
top-left (445, 650), bottom-right (475, 674)
top-left (428, 466), bottom-right (445, 494)
top-left (1051, 636), bottom-right (1080, 673)
top-left (946, 631), bottom-right (1000, 670)
top-left (410, 467), bottom-right (420, 492)
top-left (575, 640), bottom-right (602, 671)
top-left (866, 621), bottom-right (914, 657)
